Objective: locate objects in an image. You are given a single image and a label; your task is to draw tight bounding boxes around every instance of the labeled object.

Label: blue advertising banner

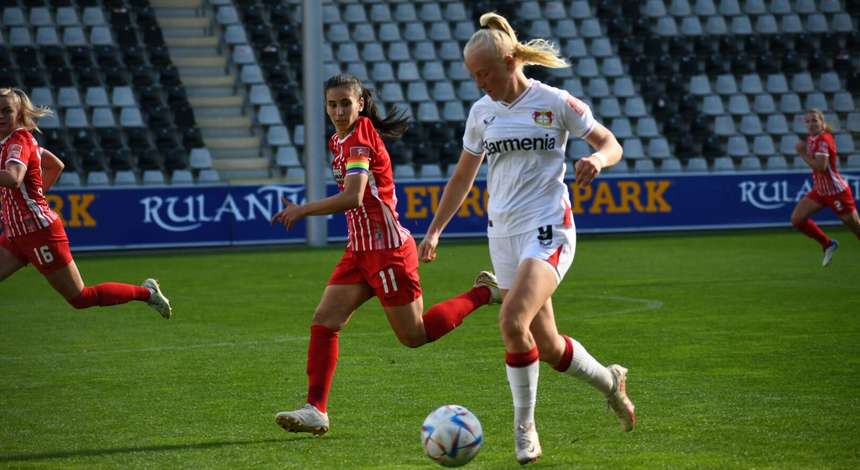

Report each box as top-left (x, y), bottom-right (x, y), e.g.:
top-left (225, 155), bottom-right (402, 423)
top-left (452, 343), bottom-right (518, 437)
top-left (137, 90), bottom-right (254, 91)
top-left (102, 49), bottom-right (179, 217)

top-left (46, 171), bottom-right (859, 251)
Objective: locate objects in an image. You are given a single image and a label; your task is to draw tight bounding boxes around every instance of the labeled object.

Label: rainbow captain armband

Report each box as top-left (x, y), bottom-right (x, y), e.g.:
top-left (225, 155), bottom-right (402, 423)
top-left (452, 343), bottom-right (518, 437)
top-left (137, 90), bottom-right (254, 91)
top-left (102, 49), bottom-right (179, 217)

top-left (346, 147), bottom-right (371, 175)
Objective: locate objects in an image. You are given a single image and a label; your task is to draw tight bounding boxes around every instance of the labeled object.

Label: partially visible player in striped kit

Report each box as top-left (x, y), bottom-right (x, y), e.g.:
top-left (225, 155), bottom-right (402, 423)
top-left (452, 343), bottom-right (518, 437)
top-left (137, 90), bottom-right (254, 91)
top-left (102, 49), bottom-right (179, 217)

top-left (791, 109), bottom-right (860, 267)
top-left (0, 88), bottom-right (172, 318)
top-left (271, 74), bottom-right (499, 436)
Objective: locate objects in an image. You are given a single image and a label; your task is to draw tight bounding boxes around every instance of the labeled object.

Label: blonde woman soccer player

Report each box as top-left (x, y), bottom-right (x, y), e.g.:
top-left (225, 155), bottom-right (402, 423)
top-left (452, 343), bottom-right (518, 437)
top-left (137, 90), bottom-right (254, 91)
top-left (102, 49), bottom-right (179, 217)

top-left (791, 109), bottom-right (860, 267)
top-left (417, 13), bottom-right (635, 465)
top-left (272, 74), bottom-right (498, 436)
top-left (0, 87), bottom-right (171, 317)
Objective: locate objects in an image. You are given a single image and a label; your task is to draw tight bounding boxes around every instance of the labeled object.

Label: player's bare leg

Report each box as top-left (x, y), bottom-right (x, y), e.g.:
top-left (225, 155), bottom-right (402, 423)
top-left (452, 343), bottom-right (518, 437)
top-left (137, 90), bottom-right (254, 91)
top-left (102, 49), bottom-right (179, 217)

top-left (839, 209), bottom-right (860, 238)
top-left (43, 260), bottom-right (86, 299)
top-left (0, 245), bottom-right (26, 281)
top-left (276, 283), bottom-right (372, 436)
top-left (500, 259), bottom-right (558, 465)
top-left (384, 276), bottom-right (494, 347)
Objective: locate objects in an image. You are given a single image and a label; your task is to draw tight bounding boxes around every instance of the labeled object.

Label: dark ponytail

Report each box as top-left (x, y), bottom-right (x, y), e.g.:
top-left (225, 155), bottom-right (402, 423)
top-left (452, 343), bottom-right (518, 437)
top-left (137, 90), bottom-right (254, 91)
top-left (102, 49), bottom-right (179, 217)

top-left (324, 74), bottom-right (410, 139)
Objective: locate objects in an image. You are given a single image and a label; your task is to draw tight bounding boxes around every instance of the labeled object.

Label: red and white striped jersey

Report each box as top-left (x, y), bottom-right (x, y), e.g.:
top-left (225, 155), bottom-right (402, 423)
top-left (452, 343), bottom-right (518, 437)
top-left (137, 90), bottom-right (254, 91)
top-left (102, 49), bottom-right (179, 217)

top-left (0, 128), bottom-right (58, 238)
top-left (329, 116), bottom-right (409, 251)
top-left (807, 131), bottom-right (848, 196)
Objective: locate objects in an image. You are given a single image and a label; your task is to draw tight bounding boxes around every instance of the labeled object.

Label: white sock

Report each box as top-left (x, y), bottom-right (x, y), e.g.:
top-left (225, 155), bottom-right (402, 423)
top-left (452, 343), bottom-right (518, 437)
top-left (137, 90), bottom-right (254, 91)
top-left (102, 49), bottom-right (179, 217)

top-left (506, 361), bottom-right (539, 426)
top-left (562, 337), bottom-right (614, 395)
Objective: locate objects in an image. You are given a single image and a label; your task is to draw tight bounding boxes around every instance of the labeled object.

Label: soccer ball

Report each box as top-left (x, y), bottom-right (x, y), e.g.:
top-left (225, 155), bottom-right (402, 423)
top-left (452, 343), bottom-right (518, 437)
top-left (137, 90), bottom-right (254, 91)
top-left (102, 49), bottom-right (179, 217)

top-left (421, 405), bottom-right (483, 467)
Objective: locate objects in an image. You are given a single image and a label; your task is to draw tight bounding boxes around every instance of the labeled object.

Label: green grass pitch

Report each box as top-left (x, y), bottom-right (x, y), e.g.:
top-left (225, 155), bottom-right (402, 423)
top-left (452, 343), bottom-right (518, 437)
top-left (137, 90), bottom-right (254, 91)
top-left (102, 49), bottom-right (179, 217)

top-left (1, 229), bottom-right (858, 469)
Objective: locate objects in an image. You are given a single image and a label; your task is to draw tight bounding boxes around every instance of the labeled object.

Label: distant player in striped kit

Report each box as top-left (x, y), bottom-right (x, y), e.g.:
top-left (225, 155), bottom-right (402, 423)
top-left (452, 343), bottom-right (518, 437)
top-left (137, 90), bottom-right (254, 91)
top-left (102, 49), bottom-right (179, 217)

top-left (0, 87), bottom-right (172, 318)
top-left (791, 109), bottom-right (860, 267)
top-left (271, 74), bottom-right (498, 435)
top-left (417, 13), bottom-right (634, 465)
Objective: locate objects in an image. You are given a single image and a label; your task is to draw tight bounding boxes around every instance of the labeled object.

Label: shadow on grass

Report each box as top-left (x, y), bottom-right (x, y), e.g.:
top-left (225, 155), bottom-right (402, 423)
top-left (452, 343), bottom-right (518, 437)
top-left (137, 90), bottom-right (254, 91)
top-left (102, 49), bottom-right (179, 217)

top-left (0, 436), bottom-right (329, 463)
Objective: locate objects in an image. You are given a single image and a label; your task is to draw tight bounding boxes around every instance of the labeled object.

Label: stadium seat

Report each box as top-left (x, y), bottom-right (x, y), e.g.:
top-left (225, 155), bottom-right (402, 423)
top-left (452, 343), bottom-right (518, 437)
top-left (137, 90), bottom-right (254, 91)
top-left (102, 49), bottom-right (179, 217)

top-left (765, 114), bottom-right (790, 134)
top-left (86, 171), bottom-right (110, 187)
top-left (804, 92), bottom-right (828, 111)
top-left (779, 93), bottom-right (802, 114)
top-left (835, 134), bottom-right (856, 155)
top-left (197, 169), bottom-right (221, 184)
top-left (712, 156), bottom-right (735, 171)
top-left (610, 118), bottom-right (634, 139)
top-left (142, 170), bottom-right (166, 186)
top-left (690, 75), bottom-right (712, 96)
top-left (378, 23), bottom-right (401, 42)
top-left (753, 94), bottom-right (776, 114)
top-left (622, 138), bottom-right (646, 160)
top-left (752, 135), bottom-right (777, 156)
top-left (714, 115), bottom-right (736, 136)
top-left (833, 93), bottom-right (855, 113)
top-left (727, 136), bottom-right (750, 157)
top-left (660, 158), bottom-right (683, 173)
top-left (739, 115), bottom-right (763, 135)
top-left (738, 156), bottom-right (762, 171)
top-left (702, 95), bottom-right (725, 115)
top-left (648, 138), bottom-right (672, 159)
top-left (685, 157), bottom-right (709, 172)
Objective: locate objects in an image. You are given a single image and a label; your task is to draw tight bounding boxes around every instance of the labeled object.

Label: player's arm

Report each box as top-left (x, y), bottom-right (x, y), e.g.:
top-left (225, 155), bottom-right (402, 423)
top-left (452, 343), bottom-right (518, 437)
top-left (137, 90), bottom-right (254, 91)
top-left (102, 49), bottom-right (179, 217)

top-left (574, 123), bottom-right (623, 186)
top-left (418, 149), bottom-right (483, 262)
top-left (796, 141), bottom-right (828, 171)
top-left (271, 173), bottom-right (368, 230)
top-left (40, 148), bottom-right (65, 191)
top-left (0, 161), bottom-right (26, 188)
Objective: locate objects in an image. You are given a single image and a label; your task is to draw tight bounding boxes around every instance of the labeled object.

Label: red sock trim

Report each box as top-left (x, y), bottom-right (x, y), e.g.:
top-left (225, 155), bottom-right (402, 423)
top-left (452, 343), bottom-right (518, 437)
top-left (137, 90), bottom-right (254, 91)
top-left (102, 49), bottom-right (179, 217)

top-left (505, 346), bottom-right (539, 367)
top-left (793, 218), bottom-right (831, 248)
top-left (306, 325), bottom-right (339, 413)
top-left (67, 283), bottom-right (150, 309)
top-left (423, 288), bottom-right (487, 342)
top-left (553, 335), bottom-right (574, 372)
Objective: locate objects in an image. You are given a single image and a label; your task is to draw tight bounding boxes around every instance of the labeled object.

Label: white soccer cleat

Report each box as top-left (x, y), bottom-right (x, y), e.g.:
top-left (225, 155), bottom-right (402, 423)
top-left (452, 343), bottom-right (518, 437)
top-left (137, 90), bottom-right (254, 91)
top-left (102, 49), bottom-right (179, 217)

top-left (514, 422), bottom-right (542, 465)
top-left (474, 271), bottom-right (502, 305)
top-left (143, 278), bottom-right (172, 319)
top-left (276, 404), bottom-right (330, 436)
top-left (606, 364), bottom-right (636, 432)
top-left (822, 239), bottom-right (839, 267)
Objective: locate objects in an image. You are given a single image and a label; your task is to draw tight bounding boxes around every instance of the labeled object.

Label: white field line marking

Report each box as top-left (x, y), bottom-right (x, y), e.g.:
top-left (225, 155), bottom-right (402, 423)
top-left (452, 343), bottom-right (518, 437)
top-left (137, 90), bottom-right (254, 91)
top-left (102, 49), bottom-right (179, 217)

top-left (576, 294), bottom-right (664, 317)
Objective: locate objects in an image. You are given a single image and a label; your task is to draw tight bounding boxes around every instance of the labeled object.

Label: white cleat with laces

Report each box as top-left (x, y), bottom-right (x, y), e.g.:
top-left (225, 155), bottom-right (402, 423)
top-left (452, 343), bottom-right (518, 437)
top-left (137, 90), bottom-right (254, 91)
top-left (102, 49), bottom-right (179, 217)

top-left (514, 422), bottom-right (542, 465)
top-left (143, 278), bottom-right (172, 319)
top-left (474, 271), bottom-right (502, 304)
top-left (276, 404), bottom-right (330, 436)
top-left (822, 239), bottom-right (839, 267)
top-left (606, 364), bottom-right (636, 432)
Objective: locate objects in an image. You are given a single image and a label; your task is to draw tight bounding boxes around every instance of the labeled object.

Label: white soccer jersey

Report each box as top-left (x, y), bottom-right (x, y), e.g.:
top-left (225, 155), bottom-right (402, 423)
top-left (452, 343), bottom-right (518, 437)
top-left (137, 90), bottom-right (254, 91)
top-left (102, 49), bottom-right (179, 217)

top-left (463, 80), bottom-right (596, 237)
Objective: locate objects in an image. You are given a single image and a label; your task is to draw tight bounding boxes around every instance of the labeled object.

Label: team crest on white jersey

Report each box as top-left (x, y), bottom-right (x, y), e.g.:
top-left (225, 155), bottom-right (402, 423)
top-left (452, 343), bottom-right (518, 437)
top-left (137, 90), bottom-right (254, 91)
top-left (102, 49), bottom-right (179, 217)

top-left (532, 111), bottom-right (553, 127)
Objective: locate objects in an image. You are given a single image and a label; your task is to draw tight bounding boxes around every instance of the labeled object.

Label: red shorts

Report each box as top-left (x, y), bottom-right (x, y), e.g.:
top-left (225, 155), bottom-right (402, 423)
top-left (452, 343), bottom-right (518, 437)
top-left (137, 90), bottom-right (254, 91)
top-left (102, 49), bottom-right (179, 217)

top-left (0, 219), bottom-right (73, 274)
top-left (328, 235), bottom-right (423, 307)
top-left (806, 187), bottom-right (857, 216)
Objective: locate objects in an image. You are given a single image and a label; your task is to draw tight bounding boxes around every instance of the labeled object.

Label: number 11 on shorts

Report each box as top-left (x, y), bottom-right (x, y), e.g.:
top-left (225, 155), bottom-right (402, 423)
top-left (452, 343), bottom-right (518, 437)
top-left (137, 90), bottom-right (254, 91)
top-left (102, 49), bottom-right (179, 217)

top-left (379, 268), bottom-right (398, 294)
top-left (33, 245), bottom-right (54, 265)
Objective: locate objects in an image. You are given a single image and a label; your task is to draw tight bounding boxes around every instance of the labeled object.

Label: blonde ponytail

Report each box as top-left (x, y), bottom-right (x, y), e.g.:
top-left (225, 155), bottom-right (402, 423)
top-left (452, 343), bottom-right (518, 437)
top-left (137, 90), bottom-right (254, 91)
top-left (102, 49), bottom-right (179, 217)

top-left (465, 12), bottom-right (568, 69)
top-left (0, 87), bottom-right (52, 133)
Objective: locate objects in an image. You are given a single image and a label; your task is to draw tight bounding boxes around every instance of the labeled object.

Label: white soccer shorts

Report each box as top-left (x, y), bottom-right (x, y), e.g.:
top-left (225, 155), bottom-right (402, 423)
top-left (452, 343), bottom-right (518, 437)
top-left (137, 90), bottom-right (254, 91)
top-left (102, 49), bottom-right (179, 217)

top-left (488, 224), bottom-right (576, 289)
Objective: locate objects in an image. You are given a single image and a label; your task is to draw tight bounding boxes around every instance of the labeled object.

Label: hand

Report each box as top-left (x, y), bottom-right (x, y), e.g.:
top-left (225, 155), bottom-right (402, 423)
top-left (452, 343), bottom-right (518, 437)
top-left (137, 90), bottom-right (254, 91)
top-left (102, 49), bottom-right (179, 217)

top-left (795, 141), bottom-right (806, 157)
top-left (574, 155), bottom-right (603, 186)
top-left (417, 232), bottom-right (440, 263)
top-left (271, 197), bottom-right (304, 230)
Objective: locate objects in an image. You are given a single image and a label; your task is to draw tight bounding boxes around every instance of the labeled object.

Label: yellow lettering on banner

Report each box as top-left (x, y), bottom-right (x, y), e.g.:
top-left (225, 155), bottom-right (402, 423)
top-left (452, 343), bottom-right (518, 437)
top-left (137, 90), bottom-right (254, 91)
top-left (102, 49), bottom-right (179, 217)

top-left (68, 194), bottom-right (97, 227)
top-left (569, 183), bottom-right (591, 214)
top-left (589, 182), bottom-right (623, 214)
top-left (458, 186), bottom-right (484, 217)
top-left (428, 185), bottom-right (442, 214)
top-left (404, 186), bottom-right (428, 218)
top-left (45, 195), bottom-right (66, 225)
top-left (617, 181), bottom-right (645, 213)
top-left (645, 180), bottom-right (672, 212)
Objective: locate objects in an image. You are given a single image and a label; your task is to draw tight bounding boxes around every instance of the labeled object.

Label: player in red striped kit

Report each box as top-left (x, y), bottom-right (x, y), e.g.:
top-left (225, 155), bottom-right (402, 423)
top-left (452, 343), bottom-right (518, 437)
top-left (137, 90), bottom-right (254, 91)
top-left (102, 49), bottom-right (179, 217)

top-left (271, 74), bottom-right (499, 436)
top-left (790, 109), bottom-right (860, 267)
top-left (0, 87), bottom-right (172, 317)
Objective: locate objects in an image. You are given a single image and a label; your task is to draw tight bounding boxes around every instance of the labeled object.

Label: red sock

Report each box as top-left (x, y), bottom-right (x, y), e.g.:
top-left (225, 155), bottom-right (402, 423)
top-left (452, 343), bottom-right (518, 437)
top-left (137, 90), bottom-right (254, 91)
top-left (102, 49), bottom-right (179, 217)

top-left (68, 283), bottom-right (151, 309)
top-left (505, 346), bottom-right (539, 367)
top-left (422, 287), bottom-right (491, 342)
top-left (306, 325), bottom-right (339, 413)
top-left (552, 335), bottom-right (574, 372)
top-left (793, 219), bottom-right (831, 248)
